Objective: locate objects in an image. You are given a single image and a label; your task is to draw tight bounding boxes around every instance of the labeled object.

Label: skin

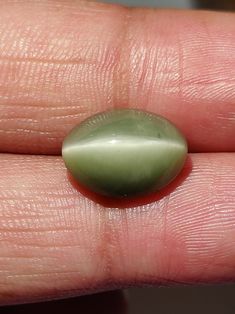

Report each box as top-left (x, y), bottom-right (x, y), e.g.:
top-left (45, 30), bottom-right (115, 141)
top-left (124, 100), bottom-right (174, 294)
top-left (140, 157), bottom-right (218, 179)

top-left (0, 0), bottom-right (234, 306)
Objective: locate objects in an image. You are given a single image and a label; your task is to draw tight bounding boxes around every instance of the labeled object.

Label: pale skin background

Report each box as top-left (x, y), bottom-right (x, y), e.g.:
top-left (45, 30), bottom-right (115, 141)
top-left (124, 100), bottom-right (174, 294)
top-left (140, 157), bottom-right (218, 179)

top-left (0, 0), bottom-right (234, 311)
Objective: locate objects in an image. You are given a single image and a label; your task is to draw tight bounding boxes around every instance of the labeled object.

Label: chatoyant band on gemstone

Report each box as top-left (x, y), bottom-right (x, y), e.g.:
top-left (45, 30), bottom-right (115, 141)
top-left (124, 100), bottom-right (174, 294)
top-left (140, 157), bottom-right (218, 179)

top-left (62, 109), bottom-right (188, 198)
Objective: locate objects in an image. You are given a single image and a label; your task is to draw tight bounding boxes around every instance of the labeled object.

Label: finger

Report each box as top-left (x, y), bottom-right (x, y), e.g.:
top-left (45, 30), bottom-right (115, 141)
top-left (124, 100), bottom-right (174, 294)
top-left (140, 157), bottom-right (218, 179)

top-left (0, 153), bottom-right (234, 304)
top-left (0, 2), bottom-right (234, 154)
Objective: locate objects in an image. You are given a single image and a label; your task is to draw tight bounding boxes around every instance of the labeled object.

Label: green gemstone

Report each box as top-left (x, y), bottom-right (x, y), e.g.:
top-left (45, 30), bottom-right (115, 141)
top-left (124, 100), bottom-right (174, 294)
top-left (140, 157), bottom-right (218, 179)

top-left (62, 109), bottom-right (187, 198)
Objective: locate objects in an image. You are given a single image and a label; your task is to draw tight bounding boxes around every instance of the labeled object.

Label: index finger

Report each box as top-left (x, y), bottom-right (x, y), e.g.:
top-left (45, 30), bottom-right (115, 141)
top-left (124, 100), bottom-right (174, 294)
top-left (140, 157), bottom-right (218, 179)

top-left (0, 1), bottom-right (234, 154)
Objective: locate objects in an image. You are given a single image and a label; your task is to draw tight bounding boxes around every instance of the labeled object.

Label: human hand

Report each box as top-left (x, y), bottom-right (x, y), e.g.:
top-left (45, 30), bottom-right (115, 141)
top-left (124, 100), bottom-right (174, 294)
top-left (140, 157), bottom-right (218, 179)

top-left (0, 0), bottom-right (234, 305)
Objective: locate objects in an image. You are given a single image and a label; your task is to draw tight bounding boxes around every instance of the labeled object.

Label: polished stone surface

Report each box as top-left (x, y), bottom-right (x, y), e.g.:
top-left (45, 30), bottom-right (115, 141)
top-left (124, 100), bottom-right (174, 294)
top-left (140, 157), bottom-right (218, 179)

top-left (62, 109), bottom-right (187, 198)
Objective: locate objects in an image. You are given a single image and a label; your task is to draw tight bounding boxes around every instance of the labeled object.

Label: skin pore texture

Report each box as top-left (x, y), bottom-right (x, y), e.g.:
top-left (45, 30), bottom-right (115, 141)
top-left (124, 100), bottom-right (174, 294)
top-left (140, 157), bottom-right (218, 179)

top-left (0, 0), bottom-right (234, 305)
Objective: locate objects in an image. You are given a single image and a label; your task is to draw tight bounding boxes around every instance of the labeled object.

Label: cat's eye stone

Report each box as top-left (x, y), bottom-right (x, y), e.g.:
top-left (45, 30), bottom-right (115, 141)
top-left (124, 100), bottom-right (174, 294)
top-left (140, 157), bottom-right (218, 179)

top-left (62, 109), bottom-right (187, 198)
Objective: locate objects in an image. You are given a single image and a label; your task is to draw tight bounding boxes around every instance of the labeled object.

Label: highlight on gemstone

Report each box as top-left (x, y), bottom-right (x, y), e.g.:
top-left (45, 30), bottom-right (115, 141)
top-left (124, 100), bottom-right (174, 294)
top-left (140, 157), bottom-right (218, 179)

top-left (62, 109), bottom-right (188, 198)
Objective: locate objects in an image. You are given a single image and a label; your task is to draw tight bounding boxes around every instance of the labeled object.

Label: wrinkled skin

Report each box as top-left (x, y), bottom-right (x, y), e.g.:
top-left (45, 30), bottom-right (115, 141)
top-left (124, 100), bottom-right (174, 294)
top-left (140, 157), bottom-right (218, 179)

top-left (0, 0), bottom-right (234, 306)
